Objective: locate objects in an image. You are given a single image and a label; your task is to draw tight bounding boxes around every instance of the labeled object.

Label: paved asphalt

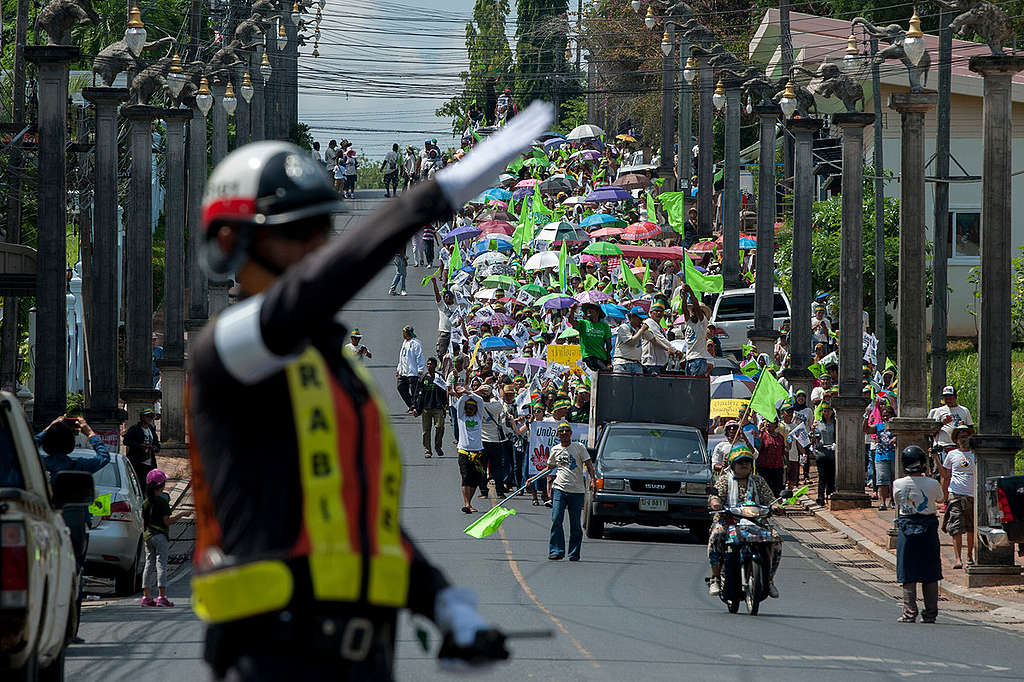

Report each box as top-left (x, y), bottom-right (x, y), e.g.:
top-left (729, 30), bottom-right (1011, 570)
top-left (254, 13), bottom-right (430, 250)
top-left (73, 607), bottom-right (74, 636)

top-left (67, 191), bottom-right (1024, 681)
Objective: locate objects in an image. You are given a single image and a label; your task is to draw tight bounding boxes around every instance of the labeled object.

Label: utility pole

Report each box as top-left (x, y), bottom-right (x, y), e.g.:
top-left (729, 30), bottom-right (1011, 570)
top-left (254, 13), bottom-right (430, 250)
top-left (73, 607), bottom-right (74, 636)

top-left (931, 10), bottom-right (953, 408)
top-left (1, 0), bottom-right (30, 393)
top-left (871, 36), bottom-right (887, 377)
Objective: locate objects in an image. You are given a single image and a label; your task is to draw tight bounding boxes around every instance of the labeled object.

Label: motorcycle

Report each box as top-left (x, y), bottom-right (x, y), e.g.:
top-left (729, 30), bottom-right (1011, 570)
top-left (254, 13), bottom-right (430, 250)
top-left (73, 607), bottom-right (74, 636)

top-left (711, 489), bottom-right (790, 615)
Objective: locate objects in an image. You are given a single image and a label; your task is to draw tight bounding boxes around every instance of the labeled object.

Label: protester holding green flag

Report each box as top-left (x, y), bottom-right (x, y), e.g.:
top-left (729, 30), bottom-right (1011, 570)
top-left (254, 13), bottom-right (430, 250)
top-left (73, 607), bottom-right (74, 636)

top-left (657, 191), bottom-right (687, 237)
top-left (447, 236), bottom-right (463, 278)
top-left (547, 422), bottom-right (594, 561)
top-left (620, 259), bottom-right (643, 292)
top-left (558, 240), bottom-right (568, 293)
top-left (682, 251), bottom-right (723, 296)
top-left (677, 283), bottom-right (712, 377)
top-left (748, 367), bottom-right (791, 422)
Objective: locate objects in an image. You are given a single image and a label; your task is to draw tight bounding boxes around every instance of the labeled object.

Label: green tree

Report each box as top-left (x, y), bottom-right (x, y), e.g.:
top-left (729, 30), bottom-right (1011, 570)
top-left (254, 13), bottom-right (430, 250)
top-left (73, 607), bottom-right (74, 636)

top-left (436, 0), bottom-right (514, 135)
top-left (513, 1), bottom-right (574, 115)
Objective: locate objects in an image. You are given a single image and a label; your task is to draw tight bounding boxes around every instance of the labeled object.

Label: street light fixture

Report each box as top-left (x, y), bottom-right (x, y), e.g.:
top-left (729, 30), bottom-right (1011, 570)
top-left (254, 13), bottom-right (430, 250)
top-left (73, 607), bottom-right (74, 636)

top-left (631, 0), bottom-right (643, 12)
top-left (745, 96), bottom-right (753, 115)
top-left (902, 9), bottom-right (926, 67)
top-left (260, 52), bottom-right (273, 81)
top-left (779, 81), bottom-right (798, 118)
top-left (683, 56), bottom-right (697, 84)
top-left (240, 72), bottom-right (254, 102)
top-left (713, 80), bottom-right (726, 111)
top-left (842, 33), bottom-right (862, 76)
top-left (124, 4), bottom-right (147, 56)
top-left (277, 21), bottom-right (288, 50)
top-left (644, 7), bottom-right (657, 30)
top-left (222, 81), bottom-right (237, 115)
top-left (290, 1), bottom-right (301, 25)
top-left (167, 53), bottom-right (187, 98)
top-left (661, 31), bottom-right (673, 56)
top-left (195, 77), bottom-right (213, 116)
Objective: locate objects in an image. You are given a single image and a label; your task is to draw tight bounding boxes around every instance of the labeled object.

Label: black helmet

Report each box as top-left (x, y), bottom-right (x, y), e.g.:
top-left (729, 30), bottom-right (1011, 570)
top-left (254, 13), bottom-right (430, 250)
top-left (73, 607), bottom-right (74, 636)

top-left (201, 141), bottom-right (343, 276)
top-left (901, 445), bottom-right (928, 474)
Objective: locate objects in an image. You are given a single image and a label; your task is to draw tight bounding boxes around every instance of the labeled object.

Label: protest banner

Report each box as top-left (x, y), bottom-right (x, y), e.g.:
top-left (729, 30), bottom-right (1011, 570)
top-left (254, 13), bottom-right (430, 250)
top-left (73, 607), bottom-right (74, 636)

top-left (710, 398), bottom-right (749, 420)
top-left (527, 420), bottom-right (589, 476)
top-left (546, 343), bottom-right (582, 367)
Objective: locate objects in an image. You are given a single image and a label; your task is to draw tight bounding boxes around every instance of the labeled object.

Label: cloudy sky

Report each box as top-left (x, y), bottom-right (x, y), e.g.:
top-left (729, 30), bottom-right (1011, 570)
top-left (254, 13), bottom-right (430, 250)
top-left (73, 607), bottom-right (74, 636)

top-left (298, 0), bottom-right (483, 160)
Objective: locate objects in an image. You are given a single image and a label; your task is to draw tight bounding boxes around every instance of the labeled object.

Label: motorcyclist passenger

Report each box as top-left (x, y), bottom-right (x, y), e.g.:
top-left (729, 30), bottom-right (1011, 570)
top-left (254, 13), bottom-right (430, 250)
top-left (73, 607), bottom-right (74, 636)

top-left (707, 445), bottom-right (784, 598)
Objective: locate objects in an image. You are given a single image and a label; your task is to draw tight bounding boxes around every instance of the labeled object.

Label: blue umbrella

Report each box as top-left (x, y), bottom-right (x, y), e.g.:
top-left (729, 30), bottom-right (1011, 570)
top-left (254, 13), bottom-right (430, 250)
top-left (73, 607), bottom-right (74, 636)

top-left (469, 239), bottom-right (513, 258)
top-left (601, 304), bottom-right (628, 320)
top-left (477, 336), bottom-right (518, 351)
top-left (537, 131), bottom-right (565, 141)
top-left (477, 187), bottom-right (512, 202)
top-left (543, 137), bottom-right (568, 151)
top-left (739, 236), bottom-right (757, 249)
top-left (580, 213), bottom-right (625, 228)
top-left (584, 186), bottom-right (632, 203)
top-left (442, 226), bottom-right (482, 245)
top-left (542, 296), bottom-right (578, 310)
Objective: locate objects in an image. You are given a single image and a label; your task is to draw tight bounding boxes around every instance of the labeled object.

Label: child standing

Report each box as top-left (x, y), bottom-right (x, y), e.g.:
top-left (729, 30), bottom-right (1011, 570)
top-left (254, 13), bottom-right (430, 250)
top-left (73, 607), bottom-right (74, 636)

top-left (140, 469), bottom-right (185, 607)
top-left (893, 445), bottom-right (943, 623)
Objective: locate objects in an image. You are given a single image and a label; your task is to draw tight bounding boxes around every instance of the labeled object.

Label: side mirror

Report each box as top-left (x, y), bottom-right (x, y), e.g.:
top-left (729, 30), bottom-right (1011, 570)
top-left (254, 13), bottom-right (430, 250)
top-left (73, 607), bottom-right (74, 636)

top-left (586, 447), bottom-right (598, 462)
top-left (779, 489), bottom-right (793, 500)
top-left (705, 485), bottom-right (718, 496)
top-left (52, 470), bottom-right (95, 508)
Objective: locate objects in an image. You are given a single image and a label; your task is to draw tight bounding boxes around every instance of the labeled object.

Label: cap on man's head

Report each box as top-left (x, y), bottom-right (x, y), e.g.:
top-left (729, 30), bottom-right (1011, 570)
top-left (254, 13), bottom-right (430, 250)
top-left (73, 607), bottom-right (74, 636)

top-left (650, 301), bottom-right (666, 312)
top-left (628, 306), bottom-right (648, 319)
top-left (402, 325), bottom-right (414, 334)
top-left (350, 328), bottom-right (362, 338)
top-left (557, 421), bottom-right (572, 431)
top-left (140, 408), bottom-right (156, 417)
top-left (942, 385), bottom-right (956, 396)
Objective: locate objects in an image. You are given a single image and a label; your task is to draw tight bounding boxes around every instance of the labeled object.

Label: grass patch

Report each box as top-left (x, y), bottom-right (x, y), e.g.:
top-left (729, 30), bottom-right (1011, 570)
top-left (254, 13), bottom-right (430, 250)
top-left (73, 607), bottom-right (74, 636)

top-left (941, 339), bottom-right (1024, 474)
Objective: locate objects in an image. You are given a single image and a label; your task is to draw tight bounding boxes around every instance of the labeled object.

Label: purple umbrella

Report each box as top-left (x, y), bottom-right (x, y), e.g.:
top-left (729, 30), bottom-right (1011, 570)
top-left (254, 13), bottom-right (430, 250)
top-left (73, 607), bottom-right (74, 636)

top-left (442, 226), bottom-right (482, 245)
top-left (572, 149), bottom-right (601, 161)
top-left (575, 290), bottom-right (611, 304)
top-left (542, 296), bottom-right (578, 310)
top-left (472, 312), bottom-right (514, 327)
top-left (512, 187), bottom-right (531, 202)
top-left (585, 185), bottom-right (632, 203)
top-left (510, 357), bottom-right (547, 372)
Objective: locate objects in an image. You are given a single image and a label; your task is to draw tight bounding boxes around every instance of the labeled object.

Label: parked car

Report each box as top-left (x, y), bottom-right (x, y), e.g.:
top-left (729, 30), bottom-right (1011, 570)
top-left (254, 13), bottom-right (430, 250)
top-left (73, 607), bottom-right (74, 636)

top-left (709, 287), bottom-right (792, 356)
top-left (0, 392), bottom-right (94, 679)
top-left (73, 451), bottom-right (145, 596)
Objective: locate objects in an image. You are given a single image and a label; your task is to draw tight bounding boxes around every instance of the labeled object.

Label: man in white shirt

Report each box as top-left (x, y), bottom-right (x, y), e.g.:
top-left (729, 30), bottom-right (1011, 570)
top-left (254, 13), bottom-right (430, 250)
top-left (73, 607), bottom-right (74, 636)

top-left (641, 302), bottom-right (679, 374)
top-left (613, 307), bottom-right (651, 374)
top-left (431, 278), bottom-right (456, 360)
top-left (396, 325), bottom-right (425, 413)
top-left (343, 329), bottom-right (372, 361)
top-left (547, 422), bottom-right (594, 561)
top-left (928, 385), bottom-right (973, 492)
top-left (381, 143), bottom-right (401, 198)
top-left (678, 284), bottom-right (711, 377)
top-left (811, 304), bottom-right (831, 349)
top-left (479, 386), bottom-right (511, 497)
top-left (456, 394), bottom-right (485, 513)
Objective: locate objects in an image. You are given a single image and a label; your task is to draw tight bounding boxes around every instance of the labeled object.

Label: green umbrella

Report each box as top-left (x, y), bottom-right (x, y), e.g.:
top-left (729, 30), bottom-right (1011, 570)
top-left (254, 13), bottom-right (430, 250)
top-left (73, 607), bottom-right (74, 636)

top-left (583, 242), bottom-right (623, 256)
top-left (482, 274), bottom-right (516, 288)
top-left (558, 327), bottom-right (580, 340)
top-left (521, 283), bottom-right (547, 297)
top-left (534, 292), bottom-right (563, 307)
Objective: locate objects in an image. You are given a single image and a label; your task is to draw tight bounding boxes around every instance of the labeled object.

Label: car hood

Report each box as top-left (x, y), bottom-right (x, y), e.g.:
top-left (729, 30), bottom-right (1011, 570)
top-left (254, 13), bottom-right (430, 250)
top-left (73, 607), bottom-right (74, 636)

top-left (598, 459), bottom-right (710, 481)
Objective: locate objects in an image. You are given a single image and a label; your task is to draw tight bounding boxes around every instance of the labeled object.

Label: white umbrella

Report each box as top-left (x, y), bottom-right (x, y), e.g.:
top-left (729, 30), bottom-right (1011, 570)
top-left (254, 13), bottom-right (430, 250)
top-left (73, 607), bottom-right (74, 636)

top-left (561, 195), bottom-right (587, 205)
top-left (474, 251), bottom-right (509, 266)
top-left (617, 163), bottom-right (658, 175)
top-left (474, 287), bottom-right (500, 300)
top-left (525, 251), bottom-right (560, 270)
top-left (567, 124), bottom-right (605, 141)
top-left (497, 173), bottom-right (516, 185)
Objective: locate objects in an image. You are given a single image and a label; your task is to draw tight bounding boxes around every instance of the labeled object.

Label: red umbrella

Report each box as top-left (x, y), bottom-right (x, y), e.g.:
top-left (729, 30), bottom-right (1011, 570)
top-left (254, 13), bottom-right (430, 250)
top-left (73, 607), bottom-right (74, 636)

top-left (589, 226), bottom-right (624, 238)
top-left (477, 220), bottom-right (516, 236)
top-left (515, 178), bottom-right (540, 188)
top-left (688, 240), bottom-right (718, 253)
top-left (622, 221), bottom-right (661, 241)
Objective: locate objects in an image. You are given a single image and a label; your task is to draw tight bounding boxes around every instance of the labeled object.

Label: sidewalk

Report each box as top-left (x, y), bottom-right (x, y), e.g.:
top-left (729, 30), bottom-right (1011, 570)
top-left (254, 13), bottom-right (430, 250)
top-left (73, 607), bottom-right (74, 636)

top-left (799, 469), bottom-right (1024, 617)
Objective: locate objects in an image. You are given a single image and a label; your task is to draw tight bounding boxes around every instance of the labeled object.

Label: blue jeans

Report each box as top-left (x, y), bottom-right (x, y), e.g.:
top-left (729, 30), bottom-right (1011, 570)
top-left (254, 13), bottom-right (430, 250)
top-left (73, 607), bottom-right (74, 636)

top-left (389, 260), bottom-right (407, 293)
top-left (866, 446), bottom-right (876, 488)
top-left (614, 361), bottom-right (643, 375)
top-left (643, 364), bottom-right (665, 375)
top-left (684, 358), bottom-right (708, 376)
top-left (549, 490), bottom-right (584, 559)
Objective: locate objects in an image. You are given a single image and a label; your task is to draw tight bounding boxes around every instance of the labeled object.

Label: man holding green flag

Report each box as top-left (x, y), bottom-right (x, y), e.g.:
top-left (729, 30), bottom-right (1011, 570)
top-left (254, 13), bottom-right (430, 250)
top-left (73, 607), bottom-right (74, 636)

top-left (558, 240), bottom-right (568, 293)
top-left (447, 237), bottom-right (463, 278)
top-left (748, 366), bottom-right (791, 422)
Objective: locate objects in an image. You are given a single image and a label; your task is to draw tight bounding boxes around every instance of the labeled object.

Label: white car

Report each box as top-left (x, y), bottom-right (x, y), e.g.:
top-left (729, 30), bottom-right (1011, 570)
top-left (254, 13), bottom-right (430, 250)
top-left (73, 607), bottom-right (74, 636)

top-left (709, 287), bottom-right (792, 356)
top-left (73, 451), bottom-right (145, 596)
top-left (0, 392), bottom-right (93, 679)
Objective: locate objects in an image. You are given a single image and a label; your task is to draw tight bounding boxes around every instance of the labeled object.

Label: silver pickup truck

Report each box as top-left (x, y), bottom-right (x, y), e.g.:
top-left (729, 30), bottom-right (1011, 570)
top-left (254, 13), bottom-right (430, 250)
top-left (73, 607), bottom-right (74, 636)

top-left (584, 373), bottom-right (712, 541)
top-left (0, 393), bottom-right (94, 679)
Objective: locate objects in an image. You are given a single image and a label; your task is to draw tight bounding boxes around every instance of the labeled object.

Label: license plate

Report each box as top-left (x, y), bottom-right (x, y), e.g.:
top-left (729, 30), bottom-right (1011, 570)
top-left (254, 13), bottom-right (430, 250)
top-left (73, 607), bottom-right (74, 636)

top-left (639, 497), bottom-right (668, 512)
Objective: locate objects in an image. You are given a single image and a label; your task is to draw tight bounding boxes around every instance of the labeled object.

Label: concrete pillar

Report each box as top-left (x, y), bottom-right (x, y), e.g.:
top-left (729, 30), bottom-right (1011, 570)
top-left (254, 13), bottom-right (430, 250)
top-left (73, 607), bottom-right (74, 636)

top-left (211, 83), bottom-right (228, 165)
top-left (966, 55), bottom-right (1024, 587)
top-left (251, 51), bottom-right (265, 142)
top-left (829, 112), bottom-right (875, 511)
top-left (677, 37), bottom-right (691, 194)
top-left (186, 106), bottom-right (209, 327)
top-left (657, 23), bottom-right (676, 190)
top-left (80, 86), bottom-right (128, 442)
top-left (886, 93), bottom-right (941, 479)
top-left (748, 104), bottom-right (780, 356)
top-left (120, 105), bottom-right (163, 423)
top-left (697, 59), bottom-right (714, 239)
top-left (25, 46), bottom-right (77, 430)
top-left (722, 80), bottom-right (742, 289)
top-left (159, 109), bottom-right (191, 448)
top-left (781, 117), bottom-right (823, 398)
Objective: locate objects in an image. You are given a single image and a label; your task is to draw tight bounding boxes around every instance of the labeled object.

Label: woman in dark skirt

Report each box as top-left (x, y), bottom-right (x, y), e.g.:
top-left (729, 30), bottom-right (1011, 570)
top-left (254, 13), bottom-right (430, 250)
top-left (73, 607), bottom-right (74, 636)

top-left (893, 445), bottom-right (944, 623)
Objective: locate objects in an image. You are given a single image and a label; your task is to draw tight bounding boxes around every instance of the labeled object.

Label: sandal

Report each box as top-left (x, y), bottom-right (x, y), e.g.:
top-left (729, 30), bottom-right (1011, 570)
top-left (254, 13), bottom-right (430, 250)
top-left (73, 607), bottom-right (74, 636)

top-left (424, 453), bottom-right (432, 458)
top-left (532, 500), bottom-right (540, 506)
top-left (461, 506), bottom-right (472, 514)
top-left (952, 561), bottom-right (963, 569)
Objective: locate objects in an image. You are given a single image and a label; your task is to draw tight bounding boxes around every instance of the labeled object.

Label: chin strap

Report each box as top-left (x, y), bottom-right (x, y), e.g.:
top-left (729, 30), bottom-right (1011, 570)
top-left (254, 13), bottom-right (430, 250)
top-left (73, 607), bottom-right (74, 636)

top-left (246, 249), bottom-right (288, 277)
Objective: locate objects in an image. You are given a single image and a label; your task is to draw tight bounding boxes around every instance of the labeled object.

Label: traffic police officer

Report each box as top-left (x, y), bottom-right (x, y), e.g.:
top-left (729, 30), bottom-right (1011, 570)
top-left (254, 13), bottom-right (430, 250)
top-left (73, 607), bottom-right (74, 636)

top-left (187, 103), bottom-right (555, 679)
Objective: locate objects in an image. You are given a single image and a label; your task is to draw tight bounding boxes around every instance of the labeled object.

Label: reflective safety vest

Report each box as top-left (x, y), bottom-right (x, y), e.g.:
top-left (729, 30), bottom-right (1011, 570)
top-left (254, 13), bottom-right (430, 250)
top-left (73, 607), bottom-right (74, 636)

top-left (192, 346), bottom-right (411, 624)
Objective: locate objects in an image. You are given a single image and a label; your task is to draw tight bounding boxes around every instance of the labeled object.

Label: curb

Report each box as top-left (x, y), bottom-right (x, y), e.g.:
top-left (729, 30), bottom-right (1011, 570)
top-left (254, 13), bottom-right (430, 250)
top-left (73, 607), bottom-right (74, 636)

top-left (800, 499), bottom-right (1024, 618)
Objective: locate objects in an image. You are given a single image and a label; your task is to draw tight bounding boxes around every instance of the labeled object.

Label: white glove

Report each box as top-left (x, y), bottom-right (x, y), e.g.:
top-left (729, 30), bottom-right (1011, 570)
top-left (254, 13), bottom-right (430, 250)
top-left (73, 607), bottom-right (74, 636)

top-left (435, 101), bottom-right (555, 210)
top-left (434, 586), bottom-right (489, 647)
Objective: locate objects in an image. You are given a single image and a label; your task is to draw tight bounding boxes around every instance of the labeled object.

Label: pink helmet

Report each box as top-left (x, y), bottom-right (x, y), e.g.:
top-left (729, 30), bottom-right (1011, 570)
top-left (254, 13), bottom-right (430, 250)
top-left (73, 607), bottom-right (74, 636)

top-left (146, 469), bottom-right (168, 486)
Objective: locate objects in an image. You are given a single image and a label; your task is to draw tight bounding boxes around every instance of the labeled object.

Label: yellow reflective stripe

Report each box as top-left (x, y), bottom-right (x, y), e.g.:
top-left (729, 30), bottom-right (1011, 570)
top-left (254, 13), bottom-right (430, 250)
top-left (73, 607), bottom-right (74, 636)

top-left (191, 560), bottom-right (293, 624)
top-left (286, 347), bottom-right (361, 602)
top-left (347, 351), bottom-right (411, 607)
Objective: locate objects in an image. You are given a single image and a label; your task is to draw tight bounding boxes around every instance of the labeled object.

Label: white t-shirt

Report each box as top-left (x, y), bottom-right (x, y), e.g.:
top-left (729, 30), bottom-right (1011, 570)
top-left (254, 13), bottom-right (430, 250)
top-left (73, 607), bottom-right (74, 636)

top-left (456, 394), bottom-right (483, 452)
top-left (682, 319), bottom-right (709, 361)
top-left (894, 475), bottom-right (942, 516)
top-left (641, 318), bottom-right (670, 366)
top-left (711, 441), bottom-right (733, 470)
top-left (927, 404), bottom-right (973, 447)
top-left (942, 448), bottom-right (975, 497)
top-left (333, 163), bottom-right (345, 180)
top-left (547, 442), bottom-right (589, 493)
top-left (438, 301), bottom-right (453, 332)
top-left (343, 155), bottom-right (358, 176)
top-left (383, 150), bottom-right (400, 174)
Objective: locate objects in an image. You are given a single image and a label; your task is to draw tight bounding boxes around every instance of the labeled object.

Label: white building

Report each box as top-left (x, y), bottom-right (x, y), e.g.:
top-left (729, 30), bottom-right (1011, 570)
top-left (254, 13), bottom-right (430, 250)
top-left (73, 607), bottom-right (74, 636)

top-left (749, 9), bottom-right (1024, 336)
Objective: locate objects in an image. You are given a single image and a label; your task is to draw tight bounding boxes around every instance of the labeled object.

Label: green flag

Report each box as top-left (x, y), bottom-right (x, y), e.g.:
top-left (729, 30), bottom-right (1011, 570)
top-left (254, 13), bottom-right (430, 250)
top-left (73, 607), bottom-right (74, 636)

top-left (448, 238), bottom-right (462, 278)
top-left (620, 260), bottom-right (643, 292)
top-left (558, 240), bottom-right (568, 293)
top-left (683, 252), bottom-right (724, 295)
top-left (740, 359), bottom-right (759, 378)
top-left (88, 493), bottom-right (112, 517)
top-left (741, 342), bottom-right (755, 357)
top-left (532, 184), bottom-right (552, 217)
top-left (421, 267), bottom-right (440, 287)
top-left (652, 177), bottom-right (665, 188)
top-left (646, 191), bottom-right (658, 224)
top-left (464, 505), bottom-right (517, 538)
top-left (808, 362), bottom-right (824, 379)
top-left (583, 274), bottom-right (598, 291)
top-left (509, 196), bottom-right (519, 220)
top-left (658, 191), bottom-right (687, 236)
top-left (508, 155), bottom-right (525, 174)
top-left (512, 208), bottom-right (535, 254)
top-left (784, 484), bottom-right (810, 506)
top-left (569, 258), bottom-right (581, 280)
top-left (748, 368), bottom-right (790, 421)
top-left (603, 279), bottom-right (615, 294)
top-left (886, 356), bottom-right (896, 372)
top-left (642, 262), bottom-right (651, 286)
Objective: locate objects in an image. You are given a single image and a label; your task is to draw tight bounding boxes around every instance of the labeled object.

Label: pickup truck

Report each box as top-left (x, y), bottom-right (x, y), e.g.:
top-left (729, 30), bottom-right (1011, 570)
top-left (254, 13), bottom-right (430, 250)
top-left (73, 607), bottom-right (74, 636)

top-left (584, 373), bottom-right (712, 542)
top-left (0, 393), bottom-right (95, 680)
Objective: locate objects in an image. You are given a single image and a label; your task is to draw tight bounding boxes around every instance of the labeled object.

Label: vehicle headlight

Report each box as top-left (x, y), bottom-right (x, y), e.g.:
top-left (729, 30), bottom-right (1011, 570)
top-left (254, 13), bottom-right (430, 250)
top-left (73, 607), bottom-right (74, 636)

top-left (602, 478), bottom-right (625, 491)
top-left (740, 506), bottom-right (761, 518)
top-left (685, 482), bottom-right (706, 495)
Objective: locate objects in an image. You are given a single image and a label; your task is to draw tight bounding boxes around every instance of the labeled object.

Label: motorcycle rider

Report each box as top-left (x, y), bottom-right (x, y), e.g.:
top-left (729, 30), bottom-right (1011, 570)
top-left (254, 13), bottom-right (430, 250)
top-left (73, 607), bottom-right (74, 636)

top-left (188, 102), bottom-right (554, 679)
top-left (707, 446), bottom-right (784, 598)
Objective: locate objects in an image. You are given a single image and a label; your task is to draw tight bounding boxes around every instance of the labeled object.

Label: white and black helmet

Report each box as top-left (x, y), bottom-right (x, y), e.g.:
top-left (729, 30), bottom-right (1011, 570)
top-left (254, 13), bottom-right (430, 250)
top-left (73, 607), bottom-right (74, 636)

top-left (200, 141), bottom-right (343, 275)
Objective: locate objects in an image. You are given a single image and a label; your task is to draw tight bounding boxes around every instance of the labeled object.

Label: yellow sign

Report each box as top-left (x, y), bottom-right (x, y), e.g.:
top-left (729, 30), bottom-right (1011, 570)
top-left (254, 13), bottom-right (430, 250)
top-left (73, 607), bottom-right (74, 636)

top-left (88, 493), bottom-right (111, 517)
top-left (546, 344), bottom-right (582, 367)
top-left (710, 398), bottom-right (748, 420)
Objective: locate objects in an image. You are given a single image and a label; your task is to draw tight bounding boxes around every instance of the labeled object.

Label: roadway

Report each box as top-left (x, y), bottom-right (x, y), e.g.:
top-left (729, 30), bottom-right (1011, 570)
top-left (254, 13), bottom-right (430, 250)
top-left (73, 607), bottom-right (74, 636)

top-left (67, 191), bottom-right (1024, 681)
